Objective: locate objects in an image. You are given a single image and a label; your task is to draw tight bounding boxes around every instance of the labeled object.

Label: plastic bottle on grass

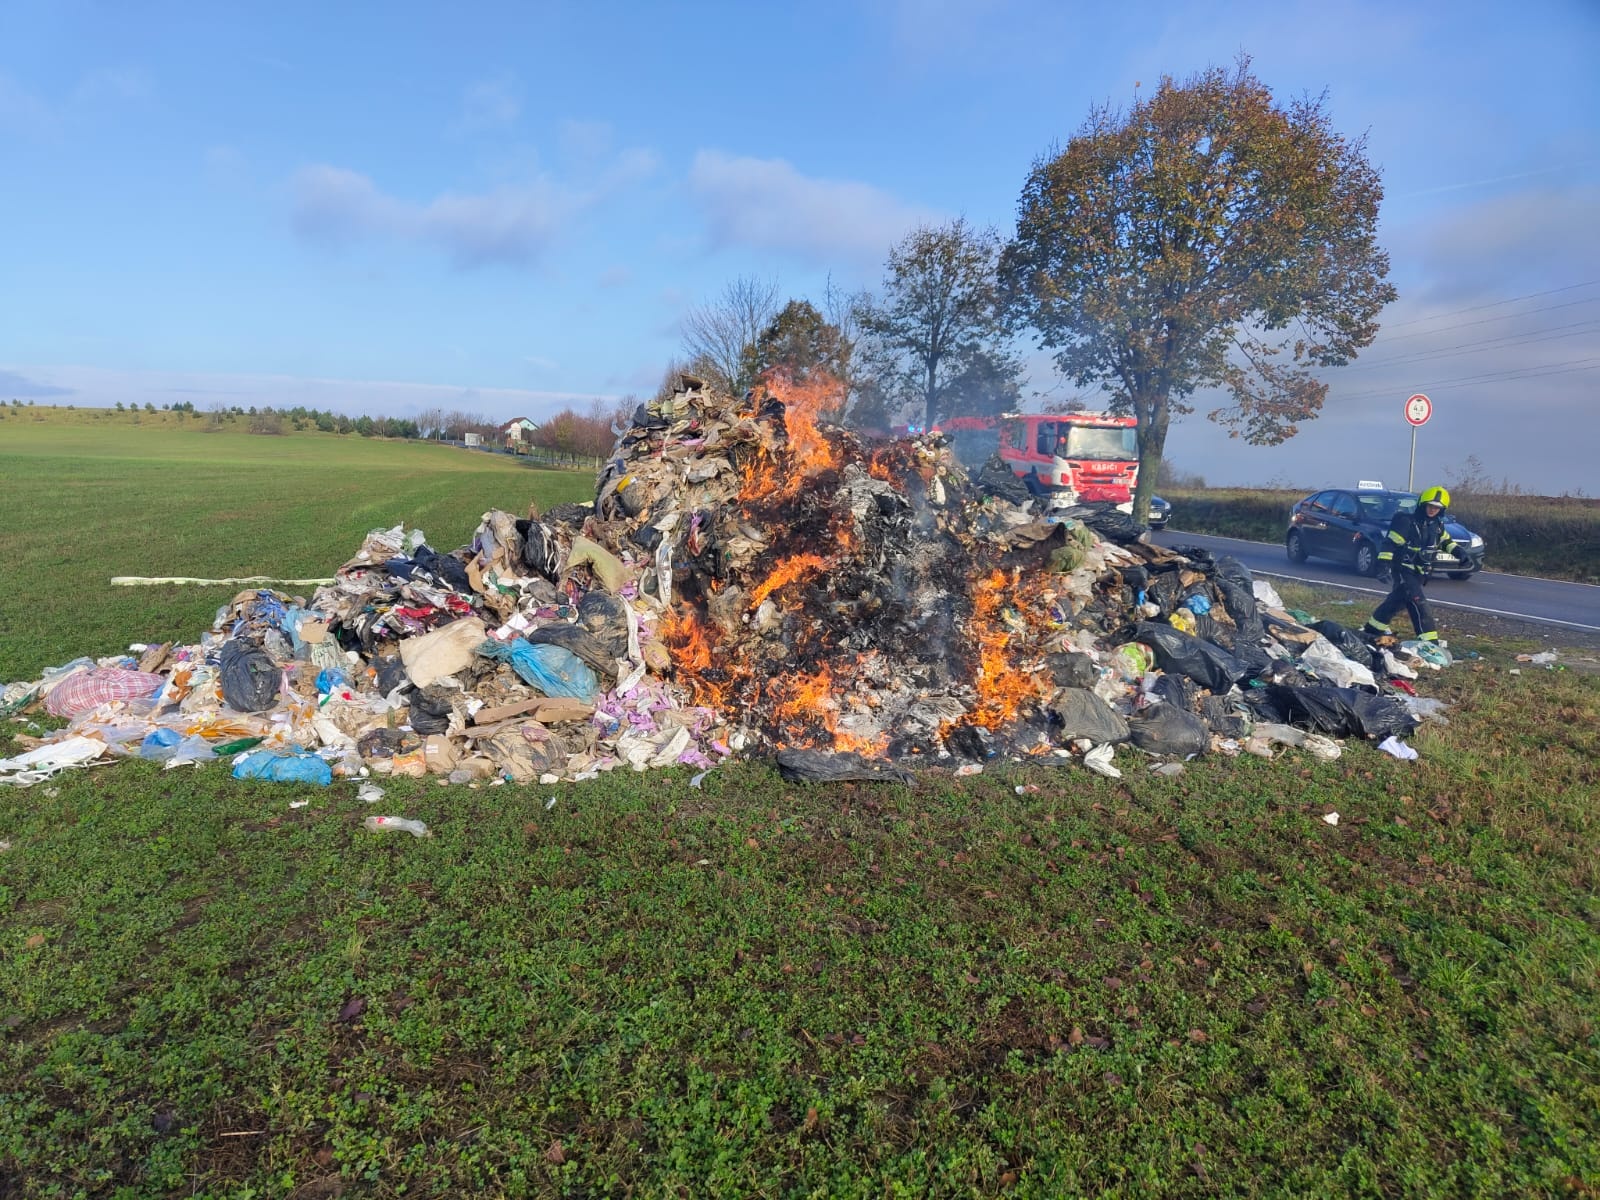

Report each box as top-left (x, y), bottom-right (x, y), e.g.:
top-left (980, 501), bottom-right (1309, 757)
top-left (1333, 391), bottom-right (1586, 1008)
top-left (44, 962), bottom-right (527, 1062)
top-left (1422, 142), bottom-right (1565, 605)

top-left (363, 815), bottom-right (431, 838)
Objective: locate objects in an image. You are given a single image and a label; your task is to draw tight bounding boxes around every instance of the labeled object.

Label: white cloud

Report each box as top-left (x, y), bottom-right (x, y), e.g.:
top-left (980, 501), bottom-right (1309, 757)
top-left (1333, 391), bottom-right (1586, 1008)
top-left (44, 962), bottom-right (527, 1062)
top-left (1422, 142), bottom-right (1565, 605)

top-left (688, 150), bottom-right (940, 267)
top-left (289, 148), bottom-right (659, 267)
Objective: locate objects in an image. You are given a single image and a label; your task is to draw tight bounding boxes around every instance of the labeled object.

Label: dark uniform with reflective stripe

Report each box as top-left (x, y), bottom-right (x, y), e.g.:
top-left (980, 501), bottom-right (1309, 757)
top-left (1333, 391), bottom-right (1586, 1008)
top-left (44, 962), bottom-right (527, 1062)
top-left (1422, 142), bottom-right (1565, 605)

top-left (1364, 506), bottom-right (1462, 642)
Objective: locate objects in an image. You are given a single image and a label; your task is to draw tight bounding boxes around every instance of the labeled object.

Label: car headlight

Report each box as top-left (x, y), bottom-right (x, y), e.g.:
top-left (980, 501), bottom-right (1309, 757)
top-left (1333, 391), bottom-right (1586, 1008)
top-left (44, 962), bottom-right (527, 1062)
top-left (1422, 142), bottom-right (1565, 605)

top-left (1469, 535), bottom-right (1483, 548)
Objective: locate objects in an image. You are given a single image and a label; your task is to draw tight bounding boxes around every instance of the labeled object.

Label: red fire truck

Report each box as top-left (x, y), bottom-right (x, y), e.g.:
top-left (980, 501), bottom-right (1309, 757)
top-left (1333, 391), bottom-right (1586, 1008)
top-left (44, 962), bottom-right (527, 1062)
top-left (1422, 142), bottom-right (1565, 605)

top-left (934, 412), bottom-right (1141, 505)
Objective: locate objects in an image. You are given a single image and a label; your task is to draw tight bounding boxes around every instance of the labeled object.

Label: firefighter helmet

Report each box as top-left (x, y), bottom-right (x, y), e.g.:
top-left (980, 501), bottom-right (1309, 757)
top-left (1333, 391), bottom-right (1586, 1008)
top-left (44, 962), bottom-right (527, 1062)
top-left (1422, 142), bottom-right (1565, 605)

top-left (1418, 485), bottom-right (1450, 509)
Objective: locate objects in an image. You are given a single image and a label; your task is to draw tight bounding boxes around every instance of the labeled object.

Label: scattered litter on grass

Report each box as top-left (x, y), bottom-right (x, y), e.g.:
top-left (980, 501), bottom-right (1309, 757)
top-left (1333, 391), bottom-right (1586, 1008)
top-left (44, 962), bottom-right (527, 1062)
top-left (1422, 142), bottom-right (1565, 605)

top-left (1378, 736), bottom-right (1418, 760)
top-left (362, 815), bottom-right (431, 838)
top-left (1322, 812), bottom-right (1340, 826)
top-left (3, 374), bottom-right (1456, 795)
top-left (357, 782), bottom-right (385, 804)
top-left (1516, 651), bottom-right (1559, 666)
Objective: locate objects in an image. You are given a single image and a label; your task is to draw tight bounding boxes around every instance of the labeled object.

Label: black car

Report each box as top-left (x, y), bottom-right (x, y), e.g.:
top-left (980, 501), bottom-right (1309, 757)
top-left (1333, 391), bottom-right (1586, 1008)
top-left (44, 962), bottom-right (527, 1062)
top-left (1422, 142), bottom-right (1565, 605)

top-left (1285, 488), bottom-right (1486, 580)
top-left (1146, 495), bottom-right (1171, 529)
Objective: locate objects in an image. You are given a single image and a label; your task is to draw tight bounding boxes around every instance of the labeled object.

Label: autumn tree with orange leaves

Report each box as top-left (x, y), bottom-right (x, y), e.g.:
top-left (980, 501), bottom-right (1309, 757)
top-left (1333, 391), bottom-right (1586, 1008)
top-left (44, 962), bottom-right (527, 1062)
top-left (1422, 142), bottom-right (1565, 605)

top-left (1001, 58), bottom-right (1397, 524)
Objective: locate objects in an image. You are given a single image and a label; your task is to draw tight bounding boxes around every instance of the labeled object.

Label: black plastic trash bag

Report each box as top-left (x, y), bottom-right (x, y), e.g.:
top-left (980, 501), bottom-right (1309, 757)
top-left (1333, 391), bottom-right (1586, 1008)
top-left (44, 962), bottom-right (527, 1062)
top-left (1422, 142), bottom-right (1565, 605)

top-left (1199, 694), bottom-right (1250, 738)
top-left (1050, 688), bottom-right (1130, 744)
top-left (776, 749), bottom-right (914, 785)
top-left (1150, 673), bottom-right (1197, 711)
top-left (1044, 651), bottom-right (1096, 690)
top-left (1145, 570), bottom-right (1185, 615)
top-left (1132, 622), bottom-right (1251, 693)
top-left (218, 639), bottom-right (280, 712)
top-left (1128, 703), bottom-right (1210, 756)
top-left (1312, 620), bottom-right (1380, 671)
top-left (1168, 545), bottom-right (1216, 570)
top-left (1214, 554), bottom-right (1254, 590)
top-left (1248, 684), bottom-right (1418, 739)
top-left (515, 518), bottom-right (563, 580)
top-left (1229, 639), bottom-right (1276, 680)
top-left (407, 685), bottom-right (454, 735)
top-left (1057, 504), bottom-right (1146, 545)
top-left (577, 590), bottom-right (632, 658)
top-left (973, 454), bottom-right (1033, 506)
top-left (372, 654), bottom-right (409, 697)
top-left (1213, 577), bottom-right (1265, 644)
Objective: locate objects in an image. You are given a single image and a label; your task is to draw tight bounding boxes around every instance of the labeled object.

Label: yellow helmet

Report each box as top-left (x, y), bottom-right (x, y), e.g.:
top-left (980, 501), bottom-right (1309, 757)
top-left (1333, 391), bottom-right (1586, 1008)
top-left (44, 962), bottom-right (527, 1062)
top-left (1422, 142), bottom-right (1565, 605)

top-left (1418, 485), bottom-right (1450, 509)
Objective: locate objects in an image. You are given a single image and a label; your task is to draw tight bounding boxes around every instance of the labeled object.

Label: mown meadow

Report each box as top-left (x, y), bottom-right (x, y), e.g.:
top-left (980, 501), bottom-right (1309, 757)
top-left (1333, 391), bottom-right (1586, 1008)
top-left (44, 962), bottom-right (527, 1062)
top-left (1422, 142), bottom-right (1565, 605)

top-left (1, 417), bottom-right (1597, 1197)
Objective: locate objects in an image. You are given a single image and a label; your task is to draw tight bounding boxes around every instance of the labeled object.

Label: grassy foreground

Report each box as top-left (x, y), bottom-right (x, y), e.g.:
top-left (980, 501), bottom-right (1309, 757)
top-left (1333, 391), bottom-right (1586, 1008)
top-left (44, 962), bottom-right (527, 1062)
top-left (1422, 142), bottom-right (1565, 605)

top-left (0, 422), bottom-right (592, 682)
top-left (2, 427), bottom-right (1598, 1196)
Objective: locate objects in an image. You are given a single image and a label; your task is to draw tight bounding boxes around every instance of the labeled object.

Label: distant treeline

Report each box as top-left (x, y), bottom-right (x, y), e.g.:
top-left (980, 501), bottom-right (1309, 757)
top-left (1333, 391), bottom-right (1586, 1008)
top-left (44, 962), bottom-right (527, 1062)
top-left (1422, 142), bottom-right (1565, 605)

top-left (0, 397), bottom-right (634, 455)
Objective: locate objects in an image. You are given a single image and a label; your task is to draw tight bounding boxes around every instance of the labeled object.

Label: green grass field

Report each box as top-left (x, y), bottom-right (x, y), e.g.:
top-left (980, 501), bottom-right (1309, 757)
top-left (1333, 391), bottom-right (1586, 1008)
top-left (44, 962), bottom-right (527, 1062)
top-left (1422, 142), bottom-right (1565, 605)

top-left (0, 421), bottom-right (593, 682)
top-left (2, 421), bottom-right (1598, 1197)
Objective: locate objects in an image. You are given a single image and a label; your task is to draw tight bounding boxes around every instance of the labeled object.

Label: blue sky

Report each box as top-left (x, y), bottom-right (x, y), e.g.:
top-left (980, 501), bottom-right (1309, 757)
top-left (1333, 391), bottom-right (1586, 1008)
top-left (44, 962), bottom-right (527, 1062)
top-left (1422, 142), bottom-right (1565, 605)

top-left (3, 0), bottom-right (1597, 492)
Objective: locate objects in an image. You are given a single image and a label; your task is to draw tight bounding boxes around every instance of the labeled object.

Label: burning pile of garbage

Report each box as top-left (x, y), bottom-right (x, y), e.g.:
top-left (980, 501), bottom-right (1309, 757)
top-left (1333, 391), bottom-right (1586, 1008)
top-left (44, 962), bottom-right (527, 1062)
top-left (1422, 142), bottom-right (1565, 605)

top-left (1, 374), bottom-right (1445, 791)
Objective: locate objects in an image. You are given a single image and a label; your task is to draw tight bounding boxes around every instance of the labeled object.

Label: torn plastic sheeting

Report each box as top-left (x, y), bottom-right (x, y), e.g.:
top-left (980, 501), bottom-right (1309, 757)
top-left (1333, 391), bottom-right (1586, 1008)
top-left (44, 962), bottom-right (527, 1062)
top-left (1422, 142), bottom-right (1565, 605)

top-left (1082, 742), bottom-right (1122, 777)
top-left (1243, 723), bottom-right (1341, 761)
top-left (1298, 636), bottom-right (1377, 690)
top-left (775, 749), bottom-right (914, 785)
top-left (1311, 619), bottom-right (1380, 671)
top-left (1049, 688), bottom-right (1130, 744)
top-left (1378, 736), bottom-right (1418, 760)
top-left (1401, 696), bottom-right (1450, 725)
top-left (0, 736), bottom-right (113, 786)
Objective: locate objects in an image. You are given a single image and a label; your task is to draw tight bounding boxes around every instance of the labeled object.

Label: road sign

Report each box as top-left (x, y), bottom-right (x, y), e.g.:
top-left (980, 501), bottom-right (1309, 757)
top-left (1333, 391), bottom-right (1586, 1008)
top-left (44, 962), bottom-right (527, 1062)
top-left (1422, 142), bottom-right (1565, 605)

top-left (1404, 393), bottom-right (1432, 427)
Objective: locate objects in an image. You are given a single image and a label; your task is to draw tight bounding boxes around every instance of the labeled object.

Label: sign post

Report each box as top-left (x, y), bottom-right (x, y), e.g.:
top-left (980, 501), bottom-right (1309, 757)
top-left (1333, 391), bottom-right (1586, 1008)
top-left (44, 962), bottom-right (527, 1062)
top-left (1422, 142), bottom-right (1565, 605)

top-left (1403, 393), bottom-right (1432, 491)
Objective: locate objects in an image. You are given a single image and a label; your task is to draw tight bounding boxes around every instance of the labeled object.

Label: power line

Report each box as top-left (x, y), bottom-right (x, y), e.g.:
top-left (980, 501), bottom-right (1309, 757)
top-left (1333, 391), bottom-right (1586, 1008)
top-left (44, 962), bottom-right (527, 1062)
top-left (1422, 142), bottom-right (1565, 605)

top-left (1332, 355), bottom-right (1600, 402)
top-left (1376, 295), bottom-right (1600, 344)
top-left (1338, 318), bottom-right (1600, 372)
top-left (1380, 279), bottom-right (1600, 331)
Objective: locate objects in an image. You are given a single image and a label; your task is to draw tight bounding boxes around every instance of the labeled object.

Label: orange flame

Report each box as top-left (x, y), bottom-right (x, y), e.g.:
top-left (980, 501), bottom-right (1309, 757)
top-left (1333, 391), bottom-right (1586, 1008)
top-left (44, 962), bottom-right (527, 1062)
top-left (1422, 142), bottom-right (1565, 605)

top-left (749, 553), bottom-right (829, 608)
top-left (738, 370), bottom-right (847, 503)
top-left (968, 568), bottom-right (1046, 730)
top-left (659, 606), bottom-right (730, 708)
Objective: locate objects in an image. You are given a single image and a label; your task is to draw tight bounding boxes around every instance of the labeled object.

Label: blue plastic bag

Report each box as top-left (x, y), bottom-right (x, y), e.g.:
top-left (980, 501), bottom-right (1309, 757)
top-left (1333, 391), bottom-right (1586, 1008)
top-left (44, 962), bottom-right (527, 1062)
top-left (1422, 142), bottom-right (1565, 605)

top-left (1183, 594), bottom-right (1212, 615)
top-left (232, 748), bottom-right (332, 785)
top-left (316, 667), bottom-right (348, 695)
top-left (476, 638), bottom-right (599, 701)
top-left (139, 728), bottom-right (183, 759)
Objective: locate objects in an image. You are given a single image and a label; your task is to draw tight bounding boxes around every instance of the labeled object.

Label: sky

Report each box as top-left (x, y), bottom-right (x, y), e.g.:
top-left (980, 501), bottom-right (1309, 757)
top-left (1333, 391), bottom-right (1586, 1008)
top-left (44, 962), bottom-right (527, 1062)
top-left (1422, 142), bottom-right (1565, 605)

top-left (2, 0), bottom-right (1597, 494)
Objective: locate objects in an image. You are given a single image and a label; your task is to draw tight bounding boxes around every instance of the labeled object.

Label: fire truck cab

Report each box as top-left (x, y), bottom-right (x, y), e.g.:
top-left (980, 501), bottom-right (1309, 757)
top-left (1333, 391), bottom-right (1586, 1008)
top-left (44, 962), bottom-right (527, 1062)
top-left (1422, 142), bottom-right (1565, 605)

top-left (996, 412), bottom-right (1140, 506)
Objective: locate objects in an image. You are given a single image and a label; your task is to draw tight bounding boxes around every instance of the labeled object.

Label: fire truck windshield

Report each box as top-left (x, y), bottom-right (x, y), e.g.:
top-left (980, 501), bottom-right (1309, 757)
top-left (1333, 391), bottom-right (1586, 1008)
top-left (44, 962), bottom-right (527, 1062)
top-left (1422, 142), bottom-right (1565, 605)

top-left (1060, 425), bottom-right (1137, 460)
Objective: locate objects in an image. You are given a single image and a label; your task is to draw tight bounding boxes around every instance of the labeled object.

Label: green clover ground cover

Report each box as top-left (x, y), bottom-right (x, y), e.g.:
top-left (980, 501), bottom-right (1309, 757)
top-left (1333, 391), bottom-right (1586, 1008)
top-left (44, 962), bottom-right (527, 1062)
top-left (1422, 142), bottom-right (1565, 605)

top-left (2, 426), bottom-right (1598, 1196)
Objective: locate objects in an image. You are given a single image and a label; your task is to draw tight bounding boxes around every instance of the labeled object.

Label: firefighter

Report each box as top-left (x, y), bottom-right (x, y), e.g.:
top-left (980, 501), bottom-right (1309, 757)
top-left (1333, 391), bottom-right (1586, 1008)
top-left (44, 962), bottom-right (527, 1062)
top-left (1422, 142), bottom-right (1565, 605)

top-left (1363, 486), bottom-right (1465, 645)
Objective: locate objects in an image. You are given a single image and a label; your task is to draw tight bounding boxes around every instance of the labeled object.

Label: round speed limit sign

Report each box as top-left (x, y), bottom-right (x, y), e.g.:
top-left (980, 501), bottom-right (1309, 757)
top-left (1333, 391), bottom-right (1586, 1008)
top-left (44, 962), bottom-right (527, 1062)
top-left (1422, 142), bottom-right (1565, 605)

top-left (1404, 393), bottom-right (1432, 426)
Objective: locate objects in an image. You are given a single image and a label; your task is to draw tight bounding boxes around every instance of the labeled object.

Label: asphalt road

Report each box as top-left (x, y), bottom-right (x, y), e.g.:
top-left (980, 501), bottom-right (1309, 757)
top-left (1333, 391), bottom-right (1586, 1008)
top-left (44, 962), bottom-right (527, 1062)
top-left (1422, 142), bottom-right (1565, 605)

top-left (1150, 529), bottom-right (1600, 634)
